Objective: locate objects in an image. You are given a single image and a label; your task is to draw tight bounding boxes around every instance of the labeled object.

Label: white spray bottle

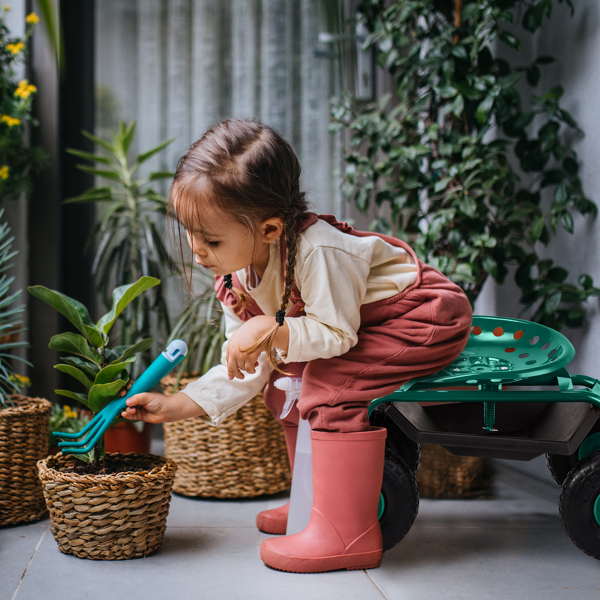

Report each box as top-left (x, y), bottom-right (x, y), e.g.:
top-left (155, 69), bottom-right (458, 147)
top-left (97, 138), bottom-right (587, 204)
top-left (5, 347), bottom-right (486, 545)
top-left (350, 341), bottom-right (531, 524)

top-left (274, 377), bottom-right (313, 535)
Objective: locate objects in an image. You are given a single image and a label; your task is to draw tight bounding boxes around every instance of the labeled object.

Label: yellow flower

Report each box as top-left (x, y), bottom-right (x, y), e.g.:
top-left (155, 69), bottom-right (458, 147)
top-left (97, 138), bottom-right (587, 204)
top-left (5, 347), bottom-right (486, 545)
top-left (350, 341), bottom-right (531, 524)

top-left (25, 12), bottom-right (39, 25)
top-left (2, 5), bottom-right (11, 12)
top-left (1, 115), bottom-right (20, 127)
top-left (14, 79), bottom-right (36, 99)
top-left (6, 42), bottom-right (24, 55)
top-left (0, 166), bottom-right (9, 180)
top-left (63, 405), bottom-right (78, 419)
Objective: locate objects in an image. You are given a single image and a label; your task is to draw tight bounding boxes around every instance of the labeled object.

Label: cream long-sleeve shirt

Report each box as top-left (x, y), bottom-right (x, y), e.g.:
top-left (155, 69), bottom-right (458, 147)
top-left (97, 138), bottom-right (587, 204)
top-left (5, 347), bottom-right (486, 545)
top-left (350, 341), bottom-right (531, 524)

top-left (181, 219), bottom-right (418, 426)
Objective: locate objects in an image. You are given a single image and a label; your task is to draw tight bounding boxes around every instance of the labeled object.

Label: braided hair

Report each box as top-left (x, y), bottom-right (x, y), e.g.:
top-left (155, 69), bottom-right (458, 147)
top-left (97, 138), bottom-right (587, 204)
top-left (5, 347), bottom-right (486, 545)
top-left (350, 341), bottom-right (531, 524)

top-left (168, 119), bottom-right (309, 372)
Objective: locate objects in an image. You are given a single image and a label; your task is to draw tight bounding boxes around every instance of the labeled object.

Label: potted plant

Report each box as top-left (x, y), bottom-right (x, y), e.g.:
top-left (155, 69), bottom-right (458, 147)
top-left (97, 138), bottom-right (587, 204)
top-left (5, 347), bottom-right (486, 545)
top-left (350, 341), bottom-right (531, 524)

top-left (330, 0), bottom-right (599, 498)
top-left (160, 274), bottom-right (291, 499)
top-left (30, 276), bottom-right (177, 560)
top-left (0, 212), bottom-right (50, 526)
top-left (65, 121), bottom-right (175, 375)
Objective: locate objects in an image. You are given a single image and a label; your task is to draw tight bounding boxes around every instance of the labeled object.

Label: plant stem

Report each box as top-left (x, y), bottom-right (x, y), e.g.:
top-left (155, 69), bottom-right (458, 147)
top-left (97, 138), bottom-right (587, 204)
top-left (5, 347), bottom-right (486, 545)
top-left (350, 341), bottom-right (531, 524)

top-left (453, 0), bottom-right (463, 43)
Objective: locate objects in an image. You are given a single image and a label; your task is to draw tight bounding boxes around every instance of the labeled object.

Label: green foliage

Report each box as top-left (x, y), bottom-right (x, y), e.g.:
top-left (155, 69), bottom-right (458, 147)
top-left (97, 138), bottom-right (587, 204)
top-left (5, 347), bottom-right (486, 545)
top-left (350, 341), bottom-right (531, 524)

top-left (0, 211), bottom-right (29, 408)
top-left (28, 276), bottom-right (159, 462)
top-left (48, 403), bottom-right (90, 447)
top-left (65, 122), bottom-right (175, 372)
top-left (330, 0), bottom-right (599, 330)
top-left (167, 272), bottom-right (226, 392)
top-left (0, 8), bottom-right (46, 202)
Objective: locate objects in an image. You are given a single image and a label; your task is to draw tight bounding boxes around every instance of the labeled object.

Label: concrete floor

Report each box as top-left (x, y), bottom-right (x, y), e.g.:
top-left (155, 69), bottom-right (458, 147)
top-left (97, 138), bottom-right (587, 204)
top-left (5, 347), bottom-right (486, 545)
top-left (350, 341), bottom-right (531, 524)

top-left (2, 446), bottom-right (600, 600)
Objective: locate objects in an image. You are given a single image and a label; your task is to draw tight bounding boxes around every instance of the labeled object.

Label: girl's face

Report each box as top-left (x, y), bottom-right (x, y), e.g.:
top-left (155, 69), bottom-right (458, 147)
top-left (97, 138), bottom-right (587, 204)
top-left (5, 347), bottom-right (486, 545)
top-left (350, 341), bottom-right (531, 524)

top-left (183, 201), bottom-right (282, 278)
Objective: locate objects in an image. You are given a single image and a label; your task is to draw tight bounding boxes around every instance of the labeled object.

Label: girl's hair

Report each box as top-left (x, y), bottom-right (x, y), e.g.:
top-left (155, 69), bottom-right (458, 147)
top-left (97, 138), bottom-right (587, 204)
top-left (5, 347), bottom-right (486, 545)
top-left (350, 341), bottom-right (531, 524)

top-left (168, 118), bottom-right (309, 372)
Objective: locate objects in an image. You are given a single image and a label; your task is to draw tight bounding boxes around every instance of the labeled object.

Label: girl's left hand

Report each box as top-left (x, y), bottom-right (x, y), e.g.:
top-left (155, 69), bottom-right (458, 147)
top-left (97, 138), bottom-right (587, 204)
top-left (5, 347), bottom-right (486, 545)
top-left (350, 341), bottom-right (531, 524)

top-left (226, 316), bottom-right (274, 380)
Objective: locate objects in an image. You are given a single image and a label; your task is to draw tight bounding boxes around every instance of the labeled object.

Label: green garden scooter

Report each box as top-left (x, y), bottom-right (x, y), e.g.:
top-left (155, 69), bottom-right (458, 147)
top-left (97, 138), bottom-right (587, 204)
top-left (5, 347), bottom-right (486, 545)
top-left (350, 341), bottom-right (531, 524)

top-left (369, 315), bottom-right (600, 559)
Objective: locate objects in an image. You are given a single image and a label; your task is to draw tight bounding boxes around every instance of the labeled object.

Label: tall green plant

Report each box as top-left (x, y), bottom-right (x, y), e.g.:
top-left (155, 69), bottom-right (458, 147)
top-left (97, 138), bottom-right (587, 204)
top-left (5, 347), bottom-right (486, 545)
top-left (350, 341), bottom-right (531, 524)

top-left (66, 122), bottom-right (175, 371)
top-left (330, 0), bottom-right (599, 330)
top-left (0, 211), bottom-right (30, 408)
top-left (28, 276), bottom-right (160, 463)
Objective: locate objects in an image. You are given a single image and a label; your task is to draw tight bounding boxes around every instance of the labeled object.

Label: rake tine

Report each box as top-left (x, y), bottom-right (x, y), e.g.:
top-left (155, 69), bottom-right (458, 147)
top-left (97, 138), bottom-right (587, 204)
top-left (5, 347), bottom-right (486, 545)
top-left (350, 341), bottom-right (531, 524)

top-left (58, 416), bottom-right (104, 448)
top-left (62, 428), bottom-right (106, 455)
top-left (53, 413), bottom-right (101, 440)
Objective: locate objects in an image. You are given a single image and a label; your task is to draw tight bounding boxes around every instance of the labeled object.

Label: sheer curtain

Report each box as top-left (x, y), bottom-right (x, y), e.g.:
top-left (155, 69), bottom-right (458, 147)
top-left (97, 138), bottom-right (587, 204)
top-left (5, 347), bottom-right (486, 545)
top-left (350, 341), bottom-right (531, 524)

top-left (95, 0), bottom-right (343, 215)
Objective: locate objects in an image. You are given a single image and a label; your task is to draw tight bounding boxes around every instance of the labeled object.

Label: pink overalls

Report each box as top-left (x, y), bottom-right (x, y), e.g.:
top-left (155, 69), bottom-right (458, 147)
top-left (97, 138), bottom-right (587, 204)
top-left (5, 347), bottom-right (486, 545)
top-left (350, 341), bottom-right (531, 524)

top-left (216, 214), bottom-right (472, 433)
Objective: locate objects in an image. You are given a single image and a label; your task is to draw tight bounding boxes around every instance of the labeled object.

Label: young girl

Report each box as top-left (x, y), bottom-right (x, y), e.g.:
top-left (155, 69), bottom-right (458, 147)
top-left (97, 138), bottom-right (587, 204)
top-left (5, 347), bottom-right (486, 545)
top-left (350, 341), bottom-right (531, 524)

top-left (121, 118), bottom-right (473, 573)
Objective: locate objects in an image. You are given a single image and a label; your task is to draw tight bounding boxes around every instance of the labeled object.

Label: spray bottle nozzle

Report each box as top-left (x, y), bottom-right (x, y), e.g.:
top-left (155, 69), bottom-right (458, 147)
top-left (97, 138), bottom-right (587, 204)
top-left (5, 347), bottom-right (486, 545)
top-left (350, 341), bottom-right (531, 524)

top-left (274, 377), bottom-right (302, 419)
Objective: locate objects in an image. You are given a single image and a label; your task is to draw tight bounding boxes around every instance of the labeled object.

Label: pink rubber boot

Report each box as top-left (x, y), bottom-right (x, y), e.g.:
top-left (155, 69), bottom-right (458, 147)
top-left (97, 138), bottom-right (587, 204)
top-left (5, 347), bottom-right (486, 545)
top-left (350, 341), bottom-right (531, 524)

top-left (260, 427), bottom-right (386, 573)
top-left (256, 425), bottom-right (298, 534)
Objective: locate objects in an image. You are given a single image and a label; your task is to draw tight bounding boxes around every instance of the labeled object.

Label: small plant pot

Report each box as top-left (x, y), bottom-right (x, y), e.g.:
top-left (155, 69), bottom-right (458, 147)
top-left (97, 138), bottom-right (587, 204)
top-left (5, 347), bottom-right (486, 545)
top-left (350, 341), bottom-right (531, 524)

top-left (105, 421), bottom-right (154, 454)
top-left (0, 395), bottom-right (51, 526)
top-left (37, 452), bottom-right (177, 560)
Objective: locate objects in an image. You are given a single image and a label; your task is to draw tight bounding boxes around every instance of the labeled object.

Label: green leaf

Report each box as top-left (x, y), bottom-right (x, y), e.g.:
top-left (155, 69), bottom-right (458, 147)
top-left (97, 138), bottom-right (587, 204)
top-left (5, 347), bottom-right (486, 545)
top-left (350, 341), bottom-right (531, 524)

top-left (499, 71), bottom-right (522, 89)
top-left (476, 95), bottom-right (495, 124)
top-left (544, 292), bottom-right (562, 315)
top-left (135, 138), bottom-right (175, 166)
top-left (87, 380), bottom-right (127, 413)
top-left (96, 277), bottom-right (160, 335)
top-left (499, 31), bottom-right (520, 51)
top-left (55, 389), bottom-right (90, 410)
top-left (554, 182), bottom-right (568, 204)
top-left (526, 65), bottom-right (541, 87)
top-left (578, 274), bottom-right (593, 288)
top-left (75, 165), bottom-right (121, 180)
top-left (49, 333), bottom-right (103, 366)
top-left (28, 286), bottom-right (102, 346)
top-left (559, 211), bottom-right (574, 233)
top-left (147, 171), bottom-right (175, 182)
top-left (60, 357), bottom-right (99, 380)
top-left (110, 338), bottom-right (154, 364)
top-left (95, 359), bottom-right (135, 385)
top-left (55, 364), bottom-right (94, 389)
top-left (66, 148), bottom-right (112, 164)
top-left (548, 267), bottom-right (568, 283)
top-left (530, 217), bottom-right (545, 242)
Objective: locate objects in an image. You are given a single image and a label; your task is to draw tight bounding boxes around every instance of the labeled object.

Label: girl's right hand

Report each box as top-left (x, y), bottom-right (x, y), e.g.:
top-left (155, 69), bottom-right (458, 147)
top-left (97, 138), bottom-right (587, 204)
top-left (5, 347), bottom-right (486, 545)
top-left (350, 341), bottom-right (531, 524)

top-left (121, 392), bottom-right (170, 423)
top-left (121, 390), bottom-right (208, 423)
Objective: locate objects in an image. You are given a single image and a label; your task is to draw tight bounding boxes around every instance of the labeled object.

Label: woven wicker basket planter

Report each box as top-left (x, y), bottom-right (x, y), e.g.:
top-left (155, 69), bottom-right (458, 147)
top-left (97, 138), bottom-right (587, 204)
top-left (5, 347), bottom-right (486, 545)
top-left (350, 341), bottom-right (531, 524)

top-left (0, 395), bottom-right (51, 526)
top-left (37, 453), bottom-right (177, 560)
top-left (416, 445), bottom-right (494, 499)
top-left (161, 374), bottom-right (291, 498)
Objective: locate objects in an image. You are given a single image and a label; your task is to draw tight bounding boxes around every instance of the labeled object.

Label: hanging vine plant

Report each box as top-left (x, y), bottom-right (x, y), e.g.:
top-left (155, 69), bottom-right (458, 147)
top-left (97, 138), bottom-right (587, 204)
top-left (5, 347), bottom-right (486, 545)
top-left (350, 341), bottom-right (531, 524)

top-left (330, 0), bottom-right (598, 330)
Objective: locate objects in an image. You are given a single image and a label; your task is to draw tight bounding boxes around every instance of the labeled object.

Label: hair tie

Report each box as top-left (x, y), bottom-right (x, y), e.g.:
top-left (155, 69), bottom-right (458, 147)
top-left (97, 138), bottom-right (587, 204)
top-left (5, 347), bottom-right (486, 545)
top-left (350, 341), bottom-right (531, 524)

top-left (224, 274), bottom-right (233, 290)
top-left (275, 310), bottom-right (286, 326)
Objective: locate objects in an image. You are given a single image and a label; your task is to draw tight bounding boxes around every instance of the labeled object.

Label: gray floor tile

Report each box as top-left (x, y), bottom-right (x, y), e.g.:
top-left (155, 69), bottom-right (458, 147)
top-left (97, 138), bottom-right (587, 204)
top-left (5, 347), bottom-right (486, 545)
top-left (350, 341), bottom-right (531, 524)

top-left (0, 519), bottom-right (49, 600)
top-left (166, 490), bottom-right (289, 529)
top-left (370, 487), bottom-right (600, 600)
top-left (15, 526), bottom-right (384, 600)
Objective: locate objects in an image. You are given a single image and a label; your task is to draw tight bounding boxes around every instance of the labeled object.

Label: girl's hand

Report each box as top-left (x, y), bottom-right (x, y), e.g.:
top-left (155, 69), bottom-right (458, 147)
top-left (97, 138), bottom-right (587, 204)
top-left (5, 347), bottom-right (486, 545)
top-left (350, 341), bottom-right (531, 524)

top-left (120, 391), bottom-right (207, 423)
top-left (226, 316), bottom-right (274, 380)
top-left (121, 391), bottom-right (171, 423)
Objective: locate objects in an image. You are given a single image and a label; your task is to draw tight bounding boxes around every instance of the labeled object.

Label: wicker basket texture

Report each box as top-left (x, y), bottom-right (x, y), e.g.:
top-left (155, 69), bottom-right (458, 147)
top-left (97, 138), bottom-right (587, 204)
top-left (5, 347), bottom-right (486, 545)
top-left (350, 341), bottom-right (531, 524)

top-left (37, 452), bottom-right (177, 560)
top-left (161, 374), bottom-right (291, 498)
top-left (416, 444), bottom-right (495, 499)
top-left (0, 396), bottom-right (51, 526)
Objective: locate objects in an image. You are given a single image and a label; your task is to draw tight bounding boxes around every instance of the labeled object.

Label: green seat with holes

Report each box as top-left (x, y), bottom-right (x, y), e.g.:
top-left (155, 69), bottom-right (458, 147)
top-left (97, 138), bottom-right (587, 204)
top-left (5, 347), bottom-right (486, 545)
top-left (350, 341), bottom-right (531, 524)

top-left (401, 315), bottom-right (575, 389)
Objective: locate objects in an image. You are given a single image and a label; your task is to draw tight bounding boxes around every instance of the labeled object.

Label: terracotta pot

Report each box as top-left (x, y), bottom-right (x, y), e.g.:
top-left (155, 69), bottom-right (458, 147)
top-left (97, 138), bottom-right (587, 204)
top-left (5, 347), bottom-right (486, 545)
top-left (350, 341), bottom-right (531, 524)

top-left (105, 421), bottom-right (154, 454)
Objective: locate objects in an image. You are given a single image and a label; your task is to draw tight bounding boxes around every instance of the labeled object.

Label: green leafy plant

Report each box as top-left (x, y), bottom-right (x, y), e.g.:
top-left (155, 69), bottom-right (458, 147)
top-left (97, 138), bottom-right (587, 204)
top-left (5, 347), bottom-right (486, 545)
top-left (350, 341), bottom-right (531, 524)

top-left (0, 211), bottom-right (29, 408)
top-left (28, 276), bottom-right (160, 462)
top-left (65, 122), bottom-right (175, 372)
top-left (0, 7), bottom-right (45, 202)
top-left (330, 0), bottom-right (599, 329)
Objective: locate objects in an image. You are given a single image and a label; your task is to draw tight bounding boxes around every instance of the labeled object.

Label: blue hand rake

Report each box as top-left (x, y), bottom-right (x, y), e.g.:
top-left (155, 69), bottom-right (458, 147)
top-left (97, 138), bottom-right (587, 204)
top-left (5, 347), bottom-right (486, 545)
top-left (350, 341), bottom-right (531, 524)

top-left (54, 340), bottom-right (188, 455)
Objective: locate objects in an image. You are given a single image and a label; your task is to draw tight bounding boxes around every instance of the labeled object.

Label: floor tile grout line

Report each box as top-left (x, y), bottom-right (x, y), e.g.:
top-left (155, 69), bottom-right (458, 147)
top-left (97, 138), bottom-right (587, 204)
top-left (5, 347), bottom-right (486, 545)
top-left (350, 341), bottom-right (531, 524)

top-left (365, 570), bottom-right (392, 600)
top-left (10, 523), bottom-right (49, 600)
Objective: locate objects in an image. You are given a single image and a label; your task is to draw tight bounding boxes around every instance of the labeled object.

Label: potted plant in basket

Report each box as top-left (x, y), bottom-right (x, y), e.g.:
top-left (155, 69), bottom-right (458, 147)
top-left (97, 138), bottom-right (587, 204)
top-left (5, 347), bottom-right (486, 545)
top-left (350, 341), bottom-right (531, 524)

top-left (330, 0), bottom-right (599, 498)
top-left (160, 273), bottom-right (291, 499)
top-left (29, 276), bottom-right (177, 560)
top-left (0, 212), bottom-right (50, 527)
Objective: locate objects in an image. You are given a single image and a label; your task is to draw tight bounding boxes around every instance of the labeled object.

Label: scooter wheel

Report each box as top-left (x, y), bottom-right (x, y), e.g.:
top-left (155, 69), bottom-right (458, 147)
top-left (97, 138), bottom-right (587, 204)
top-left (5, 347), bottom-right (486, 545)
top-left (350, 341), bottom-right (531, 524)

top-left (370, 406), bottom-right (421, 475)
top-left (379, 448), bottom-right (419, 553)
top-left (560, 450), bottom-right (600, 560)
